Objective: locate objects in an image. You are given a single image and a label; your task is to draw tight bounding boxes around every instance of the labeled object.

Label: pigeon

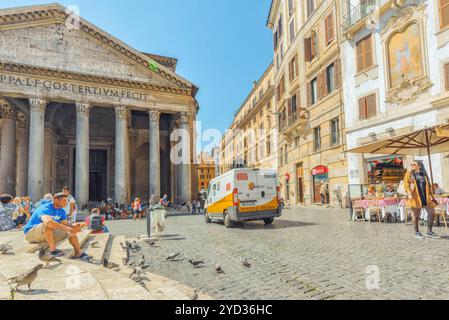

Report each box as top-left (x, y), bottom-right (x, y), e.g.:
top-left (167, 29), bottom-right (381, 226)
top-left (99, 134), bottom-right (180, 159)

top-left (0, 244), bottom-right (13, 255)
top-left (89, 240), bottom-right (100, 248)
top-left (240, 257), bottom-right (251, 268)
top-left (145, 239), bottom-right (157, 246)
top-left (191, 290), bottom-right (199, 301)
top-left (8, 264), bottom-right (44, 291)
top-left (131, 266), bottom-right (144, 276)
top-left (38, 249), bottom-right (62, 268)
top-left (132, 241), bottom-right (141, 251)
top-left (214, 264), bottom-right (224, 274)
top-left (102, 258), bottom-right (120, 270)
top-left (120, 242), bottom-right (127, 251)
top-left (189, 260), bottom-right (205, 268)
top-left (138, 257), bottom-right (146, 267)
top-left (166, 253), bottom-right (181, 261)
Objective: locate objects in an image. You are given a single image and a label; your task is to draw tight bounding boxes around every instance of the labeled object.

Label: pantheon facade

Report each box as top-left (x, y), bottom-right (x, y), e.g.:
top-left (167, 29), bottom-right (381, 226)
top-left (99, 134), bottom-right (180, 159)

top-left (0, 4), bottom-right (199, 207)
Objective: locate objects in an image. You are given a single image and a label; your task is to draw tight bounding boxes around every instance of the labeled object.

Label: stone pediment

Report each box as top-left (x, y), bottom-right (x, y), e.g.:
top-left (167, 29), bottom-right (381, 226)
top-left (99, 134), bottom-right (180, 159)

top-left (0, 3), bottom-right (193, 93)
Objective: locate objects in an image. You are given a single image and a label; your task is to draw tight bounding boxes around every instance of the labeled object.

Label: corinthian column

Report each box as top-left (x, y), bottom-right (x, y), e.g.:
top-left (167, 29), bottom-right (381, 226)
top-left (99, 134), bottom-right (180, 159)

top-left (115, 106), bottom-right (130, 205)
top-left (75, 102), bottom-right (91, 207)
top-left (16, 112), bottom-right (29, 197)
top-left (0, 100), bottom-right (16, 195)
top-left (28, 98), bottom-right (47, 201)
top-left (178, 112), bottom-right (192, 203)
top-left (148, 110), bottom-right (161, 199)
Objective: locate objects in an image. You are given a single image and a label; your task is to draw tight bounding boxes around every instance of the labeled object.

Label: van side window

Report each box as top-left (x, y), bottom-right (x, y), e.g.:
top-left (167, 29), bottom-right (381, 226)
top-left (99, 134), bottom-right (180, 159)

top-left (217, 182), bottom-right (221, 191)
top-left (213, 184), bottom-right (217, 196)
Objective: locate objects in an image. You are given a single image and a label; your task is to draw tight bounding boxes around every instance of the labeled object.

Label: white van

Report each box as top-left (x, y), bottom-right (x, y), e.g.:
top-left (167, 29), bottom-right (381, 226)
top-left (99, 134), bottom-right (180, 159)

top-left (202, 168), bottom-right (282, 227)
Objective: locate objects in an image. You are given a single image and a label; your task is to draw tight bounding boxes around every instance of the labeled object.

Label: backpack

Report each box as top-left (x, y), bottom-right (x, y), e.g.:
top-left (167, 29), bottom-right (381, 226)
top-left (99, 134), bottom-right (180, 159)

top-left (89, 214), bottom-right (103, 232)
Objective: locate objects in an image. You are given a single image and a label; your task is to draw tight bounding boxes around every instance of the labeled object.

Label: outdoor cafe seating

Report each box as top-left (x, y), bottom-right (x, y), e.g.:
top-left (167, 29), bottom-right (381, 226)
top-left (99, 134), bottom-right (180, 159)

top-left (351, 195), bottom-right (449, 228)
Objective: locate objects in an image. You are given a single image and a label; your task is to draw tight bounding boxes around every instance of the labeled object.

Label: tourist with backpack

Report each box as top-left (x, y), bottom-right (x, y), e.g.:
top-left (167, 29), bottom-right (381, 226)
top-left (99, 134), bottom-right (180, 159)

top-left (85, 208), bottom-right (109, 234)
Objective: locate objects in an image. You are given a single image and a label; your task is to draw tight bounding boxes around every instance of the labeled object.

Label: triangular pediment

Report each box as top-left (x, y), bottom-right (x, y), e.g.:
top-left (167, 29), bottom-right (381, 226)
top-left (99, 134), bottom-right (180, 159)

top-left (0, 3), bottom-right (194, 93)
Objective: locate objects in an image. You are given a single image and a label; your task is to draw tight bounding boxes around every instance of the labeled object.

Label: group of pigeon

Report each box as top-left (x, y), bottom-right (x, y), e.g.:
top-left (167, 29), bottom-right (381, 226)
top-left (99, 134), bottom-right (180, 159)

top-left (165, 252), bottom-right (252, 274)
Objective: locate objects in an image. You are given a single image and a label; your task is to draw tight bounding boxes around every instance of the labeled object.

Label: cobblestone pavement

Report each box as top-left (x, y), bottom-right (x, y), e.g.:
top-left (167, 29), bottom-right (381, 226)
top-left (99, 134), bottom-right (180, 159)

top-left (106, 207), bottom-right (449, 300)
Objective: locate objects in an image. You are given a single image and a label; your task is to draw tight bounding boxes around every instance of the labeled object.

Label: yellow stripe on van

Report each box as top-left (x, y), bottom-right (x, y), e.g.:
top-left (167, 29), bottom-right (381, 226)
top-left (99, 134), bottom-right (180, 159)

top-left (208, 195), bottom-right (278, 214)
top-left (239, 197), bottom-right (278, 213)
top-left (207, 193), bottom-right (233, 214)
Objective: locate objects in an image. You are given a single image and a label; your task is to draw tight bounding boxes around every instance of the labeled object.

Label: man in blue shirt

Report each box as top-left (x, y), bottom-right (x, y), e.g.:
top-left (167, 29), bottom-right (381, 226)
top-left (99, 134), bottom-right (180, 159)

top-left (24, 193), bottom-right (88, 259)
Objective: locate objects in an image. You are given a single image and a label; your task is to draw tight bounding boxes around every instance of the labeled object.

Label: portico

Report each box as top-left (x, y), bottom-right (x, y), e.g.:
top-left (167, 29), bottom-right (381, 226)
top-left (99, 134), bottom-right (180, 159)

top-left (0, 3), bottom-right (198, 206)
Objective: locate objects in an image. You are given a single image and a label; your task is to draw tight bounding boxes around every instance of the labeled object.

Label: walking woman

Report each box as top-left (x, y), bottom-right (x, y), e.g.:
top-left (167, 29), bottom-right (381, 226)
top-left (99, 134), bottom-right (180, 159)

top-left (404, 160), bottom-right (440, 240)
top-left (132, 198), bottom-right (143, 220)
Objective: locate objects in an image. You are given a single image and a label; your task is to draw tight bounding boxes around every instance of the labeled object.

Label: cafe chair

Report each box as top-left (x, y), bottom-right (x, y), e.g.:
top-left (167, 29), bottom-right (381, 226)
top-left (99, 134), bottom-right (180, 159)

top-left (366, 200), bottom-right (382, 223)
top-left (434, 202), bottom-right (448, 229)
top-left (351, 199), bottom-right (365, 222)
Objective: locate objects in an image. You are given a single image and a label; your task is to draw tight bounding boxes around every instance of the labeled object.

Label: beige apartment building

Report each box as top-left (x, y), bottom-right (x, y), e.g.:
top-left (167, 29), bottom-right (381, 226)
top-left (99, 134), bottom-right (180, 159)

top-left (197, 152), bottom-right (215, 193)
top-left (267, 0), bottom-right (348, 207)
top-left (219, 63), bottom-right (278, 175)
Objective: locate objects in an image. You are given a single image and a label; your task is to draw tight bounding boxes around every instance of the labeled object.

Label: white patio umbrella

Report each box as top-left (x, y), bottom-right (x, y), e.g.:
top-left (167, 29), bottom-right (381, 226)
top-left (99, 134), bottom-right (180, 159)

top-left (347, 125), bottom-right (449, 184)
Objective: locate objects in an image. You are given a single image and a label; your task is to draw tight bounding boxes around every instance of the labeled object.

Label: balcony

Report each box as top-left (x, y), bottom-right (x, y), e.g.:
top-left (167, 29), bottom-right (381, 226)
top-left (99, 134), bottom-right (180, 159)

top-left (279, 109), bottom-right (310, 143)
top-left (342, 0), bottom-right (377, 33)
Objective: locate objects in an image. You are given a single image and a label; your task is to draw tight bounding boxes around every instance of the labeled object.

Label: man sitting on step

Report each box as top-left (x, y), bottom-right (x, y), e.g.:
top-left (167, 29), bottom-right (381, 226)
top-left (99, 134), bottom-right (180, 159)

top-left (23, 193), bottom-right (88, 259)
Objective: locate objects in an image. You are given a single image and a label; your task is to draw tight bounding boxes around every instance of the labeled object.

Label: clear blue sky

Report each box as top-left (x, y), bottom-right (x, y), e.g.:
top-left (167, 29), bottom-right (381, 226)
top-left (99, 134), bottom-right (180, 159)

top-left (1, 0), bottom-right (274, 152)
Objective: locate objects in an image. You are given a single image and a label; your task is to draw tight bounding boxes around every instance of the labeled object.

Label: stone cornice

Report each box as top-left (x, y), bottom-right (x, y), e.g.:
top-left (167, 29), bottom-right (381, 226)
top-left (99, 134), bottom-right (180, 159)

top-left (0, 61), bottom-right (192, 96)
top-left (0, 4), bottom-right (193, 91)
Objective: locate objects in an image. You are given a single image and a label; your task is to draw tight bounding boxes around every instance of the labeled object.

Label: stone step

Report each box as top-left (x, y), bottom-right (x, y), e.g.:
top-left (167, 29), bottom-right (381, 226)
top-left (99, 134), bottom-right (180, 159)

top-left (58, 230), bottom-right (92, 259)
top-left (0, 252), bottom-right (159, 300)
top-left (82, 233), bottom-right (111, 264)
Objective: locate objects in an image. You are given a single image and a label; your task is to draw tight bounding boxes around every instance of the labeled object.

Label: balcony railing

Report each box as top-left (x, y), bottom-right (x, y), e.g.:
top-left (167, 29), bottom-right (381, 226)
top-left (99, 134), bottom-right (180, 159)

top-left (342, 0), bottom-right (377, 32)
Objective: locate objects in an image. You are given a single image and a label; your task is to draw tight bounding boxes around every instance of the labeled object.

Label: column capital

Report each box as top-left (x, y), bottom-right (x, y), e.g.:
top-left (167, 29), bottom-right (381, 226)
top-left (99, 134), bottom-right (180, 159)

top-left (76, 102), bottom-right (92, 115)
top-left (29, 98), bottom-right (48, 113)
top-left (16, 112), bottom-right (29, 129)
top-left (0, 102), bottom-right (16, 120)
top-left (148, 109), bottom-right (161, 122)
top-left (178, 112), bottom-right (190, 124)
top-left (115, 105), bottom-right (130, 120)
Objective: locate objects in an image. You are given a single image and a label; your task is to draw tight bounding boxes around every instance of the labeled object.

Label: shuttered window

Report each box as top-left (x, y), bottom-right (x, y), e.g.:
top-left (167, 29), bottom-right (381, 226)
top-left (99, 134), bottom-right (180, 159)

top-left (289, 55), bottom-right (298, 82)
top-left (325, 13), bottom-right (335, 44)
top-left (440, 0), bottom-right (449, 30)
top-left (358, 94), bottom-right (377, 120)
top-left (356, 34), bottom-right (373, 73)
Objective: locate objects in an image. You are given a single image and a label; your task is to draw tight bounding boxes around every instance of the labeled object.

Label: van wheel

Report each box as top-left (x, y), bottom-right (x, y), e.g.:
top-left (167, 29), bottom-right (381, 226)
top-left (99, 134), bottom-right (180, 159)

top-left (223, 211), bottom-right (233, 228)
top-left (204, 210), bottom-right (211, 224)
top-left (263, 218), bottom-right (274, 225)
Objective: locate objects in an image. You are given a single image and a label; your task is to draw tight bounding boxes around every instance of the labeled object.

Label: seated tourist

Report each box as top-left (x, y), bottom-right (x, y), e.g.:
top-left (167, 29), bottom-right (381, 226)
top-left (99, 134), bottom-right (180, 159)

top-left (433, 183), bottom-right (446, 196)
top-left (85, 208), bottom-right (109, 234)
top-left (12, 197), bottom-right (27, 229)
top-left (160, 194), bottom-right (170, 208)
top-left (0, 194), bottom-right (18, 232)
top-left (384, 184), bottom-right (398, 198)
top-left (366, 186), bottom-right (379, 199)
top-left (34, 194), bottom-right (53, 211)
top-left (23, 193), bottom-right (88, 259)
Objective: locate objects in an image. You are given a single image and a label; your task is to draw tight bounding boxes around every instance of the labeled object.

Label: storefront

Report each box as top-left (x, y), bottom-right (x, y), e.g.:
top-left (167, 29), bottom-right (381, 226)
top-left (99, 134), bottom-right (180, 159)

top-left (366, 156), bottom-right (406, 185)
top-left (312, 165), bottom-right (329, 204)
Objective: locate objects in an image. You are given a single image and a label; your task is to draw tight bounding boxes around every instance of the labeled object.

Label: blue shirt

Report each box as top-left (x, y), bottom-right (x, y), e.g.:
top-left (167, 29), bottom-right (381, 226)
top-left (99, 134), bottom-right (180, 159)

top-left (23, 202), bottom-right (67, 235)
